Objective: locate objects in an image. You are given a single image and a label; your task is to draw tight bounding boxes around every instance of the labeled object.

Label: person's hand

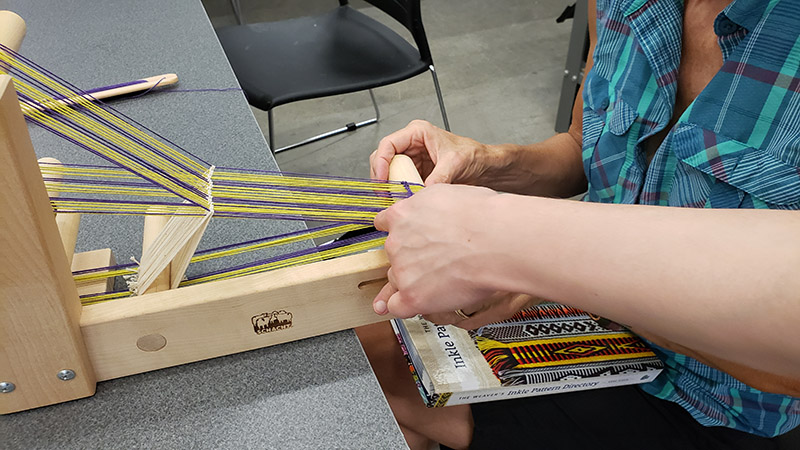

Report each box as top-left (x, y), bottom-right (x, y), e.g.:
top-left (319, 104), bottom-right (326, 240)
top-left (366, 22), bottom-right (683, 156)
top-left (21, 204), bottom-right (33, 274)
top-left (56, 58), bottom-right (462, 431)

top-left (372, 183), bottom-right (508, 318)
top-left (370, 120), bottom-right (490, 186)
top-left (422, 292), bottom-right (544, 330)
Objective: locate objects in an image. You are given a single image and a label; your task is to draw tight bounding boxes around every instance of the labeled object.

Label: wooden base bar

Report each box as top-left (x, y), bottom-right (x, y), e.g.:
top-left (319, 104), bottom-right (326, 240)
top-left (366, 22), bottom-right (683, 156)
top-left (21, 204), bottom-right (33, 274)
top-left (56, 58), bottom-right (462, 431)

top-left (81, 249), bottom-right (390, 381)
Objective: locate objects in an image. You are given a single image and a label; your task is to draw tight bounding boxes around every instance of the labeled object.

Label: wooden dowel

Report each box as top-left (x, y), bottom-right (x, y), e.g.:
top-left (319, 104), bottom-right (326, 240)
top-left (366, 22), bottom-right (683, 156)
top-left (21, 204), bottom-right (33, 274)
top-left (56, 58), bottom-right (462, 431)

top-left (39, 157), bottom-right (82, 266)
top-left (142, 214), bottom-right (172, 294)
top-left (82, 74), bottom-right (179, 101)
top-left (0, 11), bottom-right (26, 54)
top-left (55, 215), bottom-right (81, 267)
top-left (73, 249), bottom-right (116, 297)
top-left (388, 154), bottom-right (424, 185)
top-left (21, 74), bottom-right (179, 114)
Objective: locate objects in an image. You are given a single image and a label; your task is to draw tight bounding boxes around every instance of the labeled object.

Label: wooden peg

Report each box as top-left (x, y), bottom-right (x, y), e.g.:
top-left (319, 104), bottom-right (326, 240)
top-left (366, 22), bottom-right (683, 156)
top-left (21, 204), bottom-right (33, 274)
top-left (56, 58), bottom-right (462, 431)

top-left (0, 11), bottom-right (26, 54)
top-left (141, 214), bottom-right (172, 294)
top-left (388, 154), bottom-right (424, 185)
top-left (85, 74), bottom-right (179, 101)
top-left (38, 157), bottom-right (82, 266)
top-left (72, 248), bottom-right (116, 297)
top-left (20, 74), bottom-right (180, 114)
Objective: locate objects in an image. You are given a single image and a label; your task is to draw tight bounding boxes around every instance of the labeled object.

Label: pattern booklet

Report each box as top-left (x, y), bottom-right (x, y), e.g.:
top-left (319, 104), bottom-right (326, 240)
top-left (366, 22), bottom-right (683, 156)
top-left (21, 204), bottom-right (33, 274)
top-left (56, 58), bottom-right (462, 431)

top-left (392, 303), bottom-right (664, 407)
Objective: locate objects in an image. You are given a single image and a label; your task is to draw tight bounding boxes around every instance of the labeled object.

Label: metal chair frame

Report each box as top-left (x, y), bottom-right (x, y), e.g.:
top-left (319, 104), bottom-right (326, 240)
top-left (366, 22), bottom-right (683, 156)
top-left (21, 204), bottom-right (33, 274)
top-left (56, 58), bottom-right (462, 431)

top-left (227, 0), bottom-right (450, 153)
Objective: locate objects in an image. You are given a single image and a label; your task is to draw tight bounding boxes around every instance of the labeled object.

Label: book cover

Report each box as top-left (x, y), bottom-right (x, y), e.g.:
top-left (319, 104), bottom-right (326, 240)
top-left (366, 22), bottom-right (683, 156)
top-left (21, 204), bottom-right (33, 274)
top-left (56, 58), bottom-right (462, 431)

top-left (392, 303), bottom-right (664, 407)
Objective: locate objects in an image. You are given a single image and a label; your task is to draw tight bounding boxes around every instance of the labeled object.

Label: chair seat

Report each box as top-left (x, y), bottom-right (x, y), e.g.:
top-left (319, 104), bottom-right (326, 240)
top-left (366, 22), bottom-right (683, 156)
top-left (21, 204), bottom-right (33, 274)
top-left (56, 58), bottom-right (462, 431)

top-left (216, 6), bottom-right (429, 110)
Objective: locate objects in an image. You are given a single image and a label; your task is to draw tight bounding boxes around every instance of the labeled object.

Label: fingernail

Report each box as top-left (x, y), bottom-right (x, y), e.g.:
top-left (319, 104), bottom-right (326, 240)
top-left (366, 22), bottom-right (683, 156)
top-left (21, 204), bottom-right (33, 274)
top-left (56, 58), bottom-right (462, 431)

top-left (374, 300), bottom-right (387, 315)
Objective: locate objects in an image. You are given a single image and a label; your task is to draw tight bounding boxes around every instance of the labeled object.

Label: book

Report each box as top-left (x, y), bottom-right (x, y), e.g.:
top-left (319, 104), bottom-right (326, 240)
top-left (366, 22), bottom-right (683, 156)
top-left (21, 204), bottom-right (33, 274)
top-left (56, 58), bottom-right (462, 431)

top-left (392, 303), bottom-right (664, 407)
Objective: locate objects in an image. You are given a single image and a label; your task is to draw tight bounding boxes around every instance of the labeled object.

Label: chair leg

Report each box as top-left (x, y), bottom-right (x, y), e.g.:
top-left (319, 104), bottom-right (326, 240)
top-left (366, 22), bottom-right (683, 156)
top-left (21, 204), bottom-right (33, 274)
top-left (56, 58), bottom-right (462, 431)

top-left (369, 88), bottom-right (381, 122)
top-left (272, 90), bottom-right (381, 154)
top-left (267, 108), bottom-right (275, 152)
top-left (428, 65), bottom-right (450, 131)
top-left (230, 0), bottom-right (243, 25)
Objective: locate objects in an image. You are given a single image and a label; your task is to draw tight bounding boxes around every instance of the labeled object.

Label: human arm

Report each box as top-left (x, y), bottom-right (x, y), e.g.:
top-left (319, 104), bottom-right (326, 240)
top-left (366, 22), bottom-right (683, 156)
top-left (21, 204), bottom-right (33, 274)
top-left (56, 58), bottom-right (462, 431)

top-left (373, 187), bottom-right (800, 388)
top-left (633, 329), bottom-right (800, 396)
top-left (370, 122), bottom-right (587, 197)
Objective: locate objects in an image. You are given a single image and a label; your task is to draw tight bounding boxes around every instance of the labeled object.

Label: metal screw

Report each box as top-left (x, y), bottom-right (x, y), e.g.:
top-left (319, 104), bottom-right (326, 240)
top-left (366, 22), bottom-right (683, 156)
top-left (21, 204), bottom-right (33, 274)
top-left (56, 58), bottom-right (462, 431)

top-left (57, 369), bottom-right (76, 381)
top-left (0, 381), bottom-right (15, 393)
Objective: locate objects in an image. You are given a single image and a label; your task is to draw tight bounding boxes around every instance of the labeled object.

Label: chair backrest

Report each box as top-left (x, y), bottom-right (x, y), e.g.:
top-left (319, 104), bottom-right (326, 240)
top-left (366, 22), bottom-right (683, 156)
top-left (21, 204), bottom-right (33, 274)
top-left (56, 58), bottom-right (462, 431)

top-left (339, 0), bottom-right (433, 64)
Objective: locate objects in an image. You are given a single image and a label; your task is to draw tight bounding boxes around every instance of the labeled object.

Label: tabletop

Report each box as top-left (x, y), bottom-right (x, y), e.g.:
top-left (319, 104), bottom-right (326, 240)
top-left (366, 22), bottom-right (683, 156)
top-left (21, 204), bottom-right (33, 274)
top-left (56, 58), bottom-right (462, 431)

top-left (0, 0), bottom-right (406, 448)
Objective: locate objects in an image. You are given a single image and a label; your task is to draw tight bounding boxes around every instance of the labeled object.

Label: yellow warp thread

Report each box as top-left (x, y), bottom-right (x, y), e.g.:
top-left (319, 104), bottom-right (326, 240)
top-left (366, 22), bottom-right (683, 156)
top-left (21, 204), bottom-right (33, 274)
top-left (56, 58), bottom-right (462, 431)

top-left (180, 236), bottom-right (386, 286)
top-left (2, 47), bottom-right (411, 306)
top-left (73, 223), bottom-right (368, 284)
top-left (1, 48), bottom-right (212, 208)
top-left (40, 164), bottom-right (421, 222)
top-left (78, 235), bottom-right (385, 305)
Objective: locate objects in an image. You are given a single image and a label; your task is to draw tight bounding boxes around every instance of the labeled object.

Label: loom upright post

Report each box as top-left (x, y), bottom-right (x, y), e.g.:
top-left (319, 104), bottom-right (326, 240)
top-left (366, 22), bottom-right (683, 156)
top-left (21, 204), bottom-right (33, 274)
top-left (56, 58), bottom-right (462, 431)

top-left (0, 12), bottom-right (97, 415)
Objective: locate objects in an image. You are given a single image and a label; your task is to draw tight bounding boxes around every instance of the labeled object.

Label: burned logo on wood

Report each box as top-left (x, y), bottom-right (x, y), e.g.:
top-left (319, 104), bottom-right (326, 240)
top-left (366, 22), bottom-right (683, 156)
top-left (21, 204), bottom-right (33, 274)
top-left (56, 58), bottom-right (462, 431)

top-left (252, 310), bottom-right (293, 334)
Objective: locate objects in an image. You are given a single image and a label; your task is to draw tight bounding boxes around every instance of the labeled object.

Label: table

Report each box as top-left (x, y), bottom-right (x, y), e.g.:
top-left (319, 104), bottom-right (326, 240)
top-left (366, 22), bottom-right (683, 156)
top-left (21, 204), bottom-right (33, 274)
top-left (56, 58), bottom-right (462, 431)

top-left (0, 1), bottom-right (407, 448)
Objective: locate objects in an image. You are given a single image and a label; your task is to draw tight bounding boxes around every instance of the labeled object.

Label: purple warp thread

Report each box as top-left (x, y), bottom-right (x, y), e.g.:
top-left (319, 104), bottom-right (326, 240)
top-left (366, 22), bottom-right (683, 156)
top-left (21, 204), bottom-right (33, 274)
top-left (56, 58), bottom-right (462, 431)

top-left (71, 222), bottom-right (364, 276)
top-left (185, 230), bottom-right (387, 282)
top-left (16, 80), bottom-right (211, 203)
top-left (166, 88), bottom-right (243, 93)
top-left (1, 43), bottom-right (212, 167)
top-left (60, 79), bottom-right (148, 100)
top-left (17, 99), bottom-right (209, 208)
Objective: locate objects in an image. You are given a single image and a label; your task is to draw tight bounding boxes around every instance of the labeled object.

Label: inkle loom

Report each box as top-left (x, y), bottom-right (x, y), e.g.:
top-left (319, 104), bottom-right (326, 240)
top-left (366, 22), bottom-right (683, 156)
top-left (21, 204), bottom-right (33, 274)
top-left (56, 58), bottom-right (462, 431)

top-left (0, 11), bottom-right (422, 414)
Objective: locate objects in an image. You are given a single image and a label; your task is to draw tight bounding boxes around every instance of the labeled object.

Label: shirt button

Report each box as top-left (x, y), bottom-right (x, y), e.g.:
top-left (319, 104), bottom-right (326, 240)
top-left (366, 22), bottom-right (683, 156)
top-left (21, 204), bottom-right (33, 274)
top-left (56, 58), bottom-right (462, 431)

top-left (714, 16), bottom-right (739, 35)
top-left (600, 98), bottom-right (609, 110)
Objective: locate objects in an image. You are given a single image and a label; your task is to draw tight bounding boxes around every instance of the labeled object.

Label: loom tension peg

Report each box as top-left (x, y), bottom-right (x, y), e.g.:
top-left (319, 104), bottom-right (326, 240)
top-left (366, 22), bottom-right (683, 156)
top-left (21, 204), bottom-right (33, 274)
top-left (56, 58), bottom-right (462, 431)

top-left (0, 381), bottom-right (15, 393)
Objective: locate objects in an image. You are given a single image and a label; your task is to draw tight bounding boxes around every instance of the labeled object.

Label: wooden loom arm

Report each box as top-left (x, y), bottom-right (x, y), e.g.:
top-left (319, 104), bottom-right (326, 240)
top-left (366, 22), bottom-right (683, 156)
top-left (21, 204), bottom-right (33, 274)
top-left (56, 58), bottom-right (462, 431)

top-left (0, 10), bottom-right (97, 415)
top-left (0, 73), bottom-right (97, 414)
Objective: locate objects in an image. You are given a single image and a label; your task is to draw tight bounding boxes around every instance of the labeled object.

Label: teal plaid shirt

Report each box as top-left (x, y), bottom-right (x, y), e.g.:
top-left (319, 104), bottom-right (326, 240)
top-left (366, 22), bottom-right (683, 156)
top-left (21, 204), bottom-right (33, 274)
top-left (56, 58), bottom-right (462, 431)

top-left (582, 0), bottom-right (800, 437)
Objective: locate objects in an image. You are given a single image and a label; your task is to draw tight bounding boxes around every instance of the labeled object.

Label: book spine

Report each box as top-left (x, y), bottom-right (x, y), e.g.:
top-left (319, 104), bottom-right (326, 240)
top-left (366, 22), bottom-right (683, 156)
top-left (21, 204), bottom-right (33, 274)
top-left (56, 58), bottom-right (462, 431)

top-left (392, 319), bottom-right (440, 405)
top-left (434, 369), bottom-right (663, 407)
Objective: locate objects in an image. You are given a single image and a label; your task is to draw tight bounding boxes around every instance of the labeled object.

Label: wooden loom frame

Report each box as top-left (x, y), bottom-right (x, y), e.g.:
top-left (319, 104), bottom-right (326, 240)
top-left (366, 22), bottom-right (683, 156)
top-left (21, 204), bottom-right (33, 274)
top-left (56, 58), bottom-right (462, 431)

top-left (0, 11), bottom-right (417, 415)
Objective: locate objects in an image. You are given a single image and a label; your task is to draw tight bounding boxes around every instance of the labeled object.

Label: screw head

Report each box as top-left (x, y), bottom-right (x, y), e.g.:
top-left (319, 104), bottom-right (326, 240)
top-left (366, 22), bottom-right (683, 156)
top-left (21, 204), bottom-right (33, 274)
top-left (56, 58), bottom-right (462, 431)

top-left (57, 369), bottom-right (76, 381)
top-left (0, 381), bottom-right (15, 393)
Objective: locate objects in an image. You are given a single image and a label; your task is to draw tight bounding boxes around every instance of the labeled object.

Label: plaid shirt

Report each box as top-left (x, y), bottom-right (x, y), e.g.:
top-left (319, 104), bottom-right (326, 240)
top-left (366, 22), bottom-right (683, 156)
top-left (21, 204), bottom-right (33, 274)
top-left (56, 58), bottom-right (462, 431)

top-left (582, 0), bottom-right (800, 437)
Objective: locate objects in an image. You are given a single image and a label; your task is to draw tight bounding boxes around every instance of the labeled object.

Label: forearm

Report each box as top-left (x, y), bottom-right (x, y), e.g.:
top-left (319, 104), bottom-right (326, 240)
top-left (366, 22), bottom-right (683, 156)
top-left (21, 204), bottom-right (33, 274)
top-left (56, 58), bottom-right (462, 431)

top-left (478, 133), bottom-right (587, 198)
top-left (482, 195), bottom-right (800, 379)
top-left (633, 328), bottom-right (800, 395)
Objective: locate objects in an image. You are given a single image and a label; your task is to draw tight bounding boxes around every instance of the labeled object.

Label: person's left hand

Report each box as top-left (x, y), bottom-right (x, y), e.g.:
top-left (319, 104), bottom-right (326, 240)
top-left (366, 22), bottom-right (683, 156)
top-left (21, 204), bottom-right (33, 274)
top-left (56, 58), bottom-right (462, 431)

top-left (372, 183), bottom-right (507, 318)
top-left (422, 292), bottom-right (543, 330)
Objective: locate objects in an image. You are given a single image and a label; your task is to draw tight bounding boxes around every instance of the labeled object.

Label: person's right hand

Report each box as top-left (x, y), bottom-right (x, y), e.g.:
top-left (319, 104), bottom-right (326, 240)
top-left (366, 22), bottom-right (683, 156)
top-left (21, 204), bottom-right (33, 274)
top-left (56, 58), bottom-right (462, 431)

top-left (370, 120), bottom-right (492, 186)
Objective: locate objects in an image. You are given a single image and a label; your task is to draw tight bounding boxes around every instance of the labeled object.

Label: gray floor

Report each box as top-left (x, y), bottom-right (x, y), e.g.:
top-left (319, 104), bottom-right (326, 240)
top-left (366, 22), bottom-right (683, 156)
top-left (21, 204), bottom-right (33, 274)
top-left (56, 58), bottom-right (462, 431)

top-left (201, 0), bottom-right (573, 179)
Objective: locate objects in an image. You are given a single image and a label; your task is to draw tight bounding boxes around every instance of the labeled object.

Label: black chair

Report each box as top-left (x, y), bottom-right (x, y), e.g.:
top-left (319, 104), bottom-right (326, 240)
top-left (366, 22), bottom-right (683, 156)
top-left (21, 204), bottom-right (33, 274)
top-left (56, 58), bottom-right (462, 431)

top-left (217, 0), bottom-right (450, 153)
